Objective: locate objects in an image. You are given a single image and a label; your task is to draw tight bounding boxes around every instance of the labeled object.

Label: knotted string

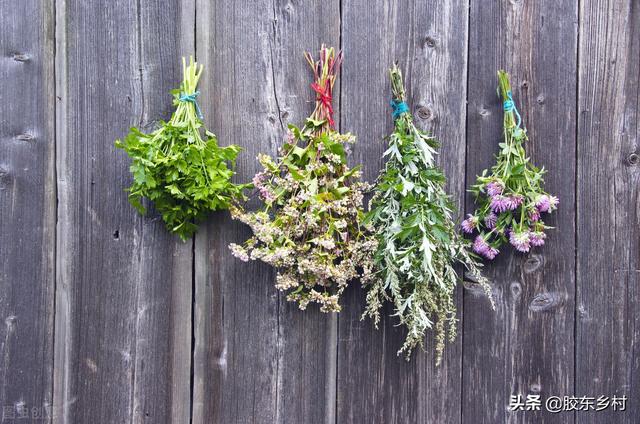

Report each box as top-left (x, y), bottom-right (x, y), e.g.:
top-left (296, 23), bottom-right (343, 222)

top-left (311, 82), bottom-right (334, 127)
top-left (179, 91), bottom-right (204, 120)
top-left (502, 90), bottom-right (522, 128)
top-left (390, 99), bottom-right (409, 120)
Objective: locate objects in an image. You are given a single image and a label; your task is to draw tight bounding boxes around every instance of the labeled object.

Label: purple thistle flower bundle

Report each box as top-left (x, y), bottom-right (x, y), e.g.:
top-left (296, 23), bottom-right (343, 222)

top-left (465, 70), bottom-right (558, 260)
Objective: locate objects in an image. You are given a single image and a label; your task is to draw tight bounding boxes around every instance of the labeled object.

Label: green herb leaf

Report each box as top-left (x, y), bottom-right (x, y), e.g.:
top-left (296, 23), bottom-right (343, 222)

top-left (115, 57), bottom-right (247, 241)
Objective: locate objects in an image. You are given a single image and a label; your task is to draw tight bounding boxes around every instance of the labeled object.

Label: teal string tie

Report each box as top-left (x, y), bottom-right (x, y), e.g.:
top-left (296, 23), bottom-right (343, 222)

top-left (179, 91), bottom-right (204, 120)
top-left (502, 90), bottom-right (522, 128)
top-left (390, 99), bottom-right (409, 120)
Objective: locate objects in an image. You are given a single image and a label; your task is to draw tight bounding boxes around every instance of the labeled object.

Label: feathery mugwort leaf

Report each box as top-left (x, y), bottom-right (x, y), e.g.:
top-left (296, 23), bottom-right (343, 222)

top-left (363, 64), bottom-right (493, 364)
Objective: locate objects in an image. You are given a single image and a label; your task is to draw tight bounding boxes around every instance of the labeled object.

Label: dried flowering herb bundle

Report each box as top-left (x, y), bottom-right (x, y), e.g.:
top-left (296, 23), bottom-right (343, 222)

top-left (229, 45), bottom-right (377, 313)
top-left (463, 70), bottom-right (558, 259)
top-left (362, 64), bottom-right (492, 363)
top-left (116, 57), bottom-right (246, 241)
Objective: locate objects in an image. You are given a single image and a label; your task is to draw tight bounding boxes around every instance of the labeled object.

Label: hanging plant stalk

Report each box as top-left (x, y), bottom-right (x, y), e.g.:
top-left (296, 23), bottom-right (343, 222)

top-left (229, 45), bottom-right (377, 313)
top-left (363, 64), bottom-right (493, 363)
top-left (464, 70), bottom-right (558, 259)
top-left (116, 57), bottom-right (247, 241)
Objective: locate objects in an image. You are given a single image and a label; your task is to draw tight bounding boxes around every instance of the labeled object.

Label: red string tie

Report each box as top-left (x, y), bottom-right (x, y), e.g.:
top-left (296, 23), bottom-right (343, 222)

top-left (311, 82), bottom-right (334, 127)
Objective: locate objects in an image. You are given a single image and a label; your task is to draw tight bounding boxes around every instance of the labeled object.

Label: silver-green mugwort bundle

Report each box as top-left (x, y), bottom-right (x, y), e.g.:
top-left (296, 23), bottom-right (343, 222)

top-left (363, 64), bottom-right (494, 363)
top-left (229, 46), bottom-right (377, 313)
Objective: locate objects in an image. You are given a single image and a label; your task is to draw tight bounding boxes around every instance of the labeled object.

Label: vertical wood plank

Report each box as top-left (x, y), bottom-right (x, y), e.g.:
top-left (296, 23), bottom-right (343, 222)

top-left (193, 1), bottom-right (340, 422)
top-left (337, 1), bottom-right (469, 423)
top-left (0, 0), bottom-right (55, 421)
top-left (463, 1), bottom-right (577, 423)
top-left (576, 1), bottom-right (640, 422)
top-left (54, 0), bottom-right (194, 422)
top-left (130, 1), bottom-right (195, 423)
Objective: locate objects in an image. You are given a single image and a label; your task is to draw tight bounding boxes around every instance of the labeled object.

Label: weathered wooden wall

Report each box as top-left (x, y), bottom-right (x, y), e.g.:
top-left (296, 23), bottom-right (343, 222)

top-left (0, 0), bottom-right (638, 423)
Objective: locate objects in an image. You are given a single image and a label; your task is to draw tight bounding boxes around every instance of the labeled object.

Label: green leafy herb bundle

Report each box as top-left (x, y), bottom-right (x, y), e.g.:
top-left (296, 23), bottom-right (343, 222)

top-left (363, 64), bottom-right (493, 362)
top-left (464, 70), bottom-right (558, 259)
top-left (229, 45), bottom-right (377, 313)
top-left (116, 57), bottom-right (246, 240)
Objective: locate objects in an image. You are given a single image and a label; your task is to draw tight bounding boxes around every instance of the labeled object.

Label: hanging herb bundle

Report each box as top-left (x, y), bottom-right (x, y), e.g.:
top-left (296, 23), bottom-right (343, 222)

top-left (116, 57), bottom-right (246, 241)
top-left (463, 70), bottom-right (558, 259)
top-left (362, 64), bottom-right (493, 363)
top-left (229, 45), bottom-right (377, 313)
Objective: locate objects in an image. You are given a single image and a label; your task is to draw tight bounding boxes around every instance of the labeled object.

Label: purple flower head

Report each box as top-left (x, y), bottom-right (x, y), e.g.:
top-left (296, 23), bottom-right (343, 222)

top-left (259, 187), bottom-right (276, 203)
top-left (504, 194), bottom-right (524, 210)
top-left (484, 246), bottom-right (499, 260)
top-left (548, 195), bottom-right (559, 211)
top-left (486, 180), bottom-right (505, 197)
top-left (461, 214), bottom-right (479, 234)
top-left (509, 230), bottom-right (531, 253)
top-left (472, 235), bottom-right (487, 254)
top-left (536, 195), bottom-right (551, 212)
top-left (484, 212), bottom-right (498, 229)
top-left (252, 171), bottom-right (269, 189)
top-left (530, 231), bottom-right (546, 247)
top-left (473, 235), bottom-right (499, 260)
top-left (529, 208), bottom-right (540, 222)
top-left (490, 195), bottom-right (510, 213)
top-left (285, 129), bottom-right (296, 144)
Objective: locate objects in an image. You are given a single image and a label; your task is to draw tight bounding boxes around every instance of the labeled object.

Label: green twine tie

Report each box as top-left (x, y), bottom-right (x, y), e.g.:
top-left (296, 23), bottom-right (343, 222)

top-left (390, 99), bottom-right (409, 120)
top-left (502, 90), bottom-right (522, 128)
top-left (179, 91), bottom-right (204, 120)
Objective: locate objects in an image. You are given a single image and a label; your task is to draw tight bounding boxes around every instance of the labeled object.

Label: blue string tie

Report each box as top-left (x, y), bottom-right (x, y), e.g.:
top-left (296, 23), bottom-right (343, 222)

top-left (390, 99), bottom-right (409, 120)
top-left (502, 90), bottom-right (522, 128)
top-left (179, 91), bottom-right (204, 120)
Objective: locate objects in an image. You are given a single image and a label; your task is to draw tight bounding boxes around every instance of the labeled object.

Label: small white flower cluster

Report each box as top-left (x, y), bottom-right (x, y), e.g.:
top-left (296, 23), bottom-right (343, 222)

top-left (288, 289), bottom-right (340, 313)
top-left (229, 123), bottom-right (377, 312)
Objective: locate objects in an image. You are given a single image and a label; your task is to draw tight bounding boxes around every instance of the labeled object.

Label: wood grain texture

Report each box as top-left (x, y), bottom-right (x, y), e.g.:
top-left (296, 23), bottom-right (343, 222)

top-left (337, 1), bottom-right (470, 423)
top-left (576, 1), bottom-right (640, 422)
top-left (0, 0), bottom-right (55, 421)
top-left (53, 0), bottom-right (193, 422)
top-left (193, 1), bottom-right (340, 422)
top-left (269, 3), bottom-right (341, 424)
top-left (3, 1), bottom-right (638, 423)
top-left (463, 0), bottom-right (578, 423)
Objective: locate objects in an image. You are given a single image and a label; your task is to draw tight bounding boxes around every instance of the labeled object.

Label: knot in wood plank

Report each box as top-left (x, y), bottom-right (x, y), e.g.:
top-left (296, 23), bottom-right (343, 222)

top-left (529, 291), bottom-right (563, 312)
top-left (523, 254), bottom-right (544, 273)
top-left (423, 35), bottom-right (438, 49)
top-left (416, 105), bottom-right (433, 121)
top-left (510, 281), bottom-right (522, 299)
top-left (16, 133), bottom-right (35, 141)
top-left (12, 53), bottom-right (30, 62)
